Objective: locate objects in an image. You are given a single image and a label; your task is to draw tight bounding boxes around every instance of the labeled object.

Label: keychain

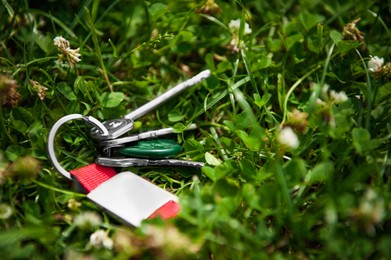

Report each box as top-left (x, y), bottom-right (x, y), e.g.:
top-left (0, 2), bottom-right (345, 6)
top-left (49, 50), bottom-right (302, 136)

top-left (48, 70), bottom-right (211, 226)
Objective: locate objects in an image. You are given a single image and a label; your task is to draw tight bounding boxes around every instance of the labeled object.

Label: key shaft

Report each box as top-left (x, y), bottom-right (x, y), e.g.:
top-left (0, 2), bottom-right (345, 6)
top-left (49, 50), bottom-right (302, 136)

top-left (124, 70), bottom-right (211, 121)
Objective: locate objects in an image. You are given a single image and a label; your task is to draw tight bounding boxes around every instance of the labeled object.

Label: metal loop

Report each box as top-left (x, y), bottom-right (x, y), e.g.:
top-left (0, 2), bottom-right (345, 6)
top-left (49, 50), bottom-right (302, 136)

top-left (47, 114), bottom-right (108, 179)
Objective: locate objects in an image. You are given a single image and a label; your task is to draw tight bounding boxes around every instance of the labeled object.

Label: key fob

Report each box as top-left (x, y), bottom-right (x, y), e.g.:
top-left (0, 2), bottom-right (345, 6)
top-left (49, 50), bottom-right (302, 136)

top-left (70, 164), bottom-right (180, 226)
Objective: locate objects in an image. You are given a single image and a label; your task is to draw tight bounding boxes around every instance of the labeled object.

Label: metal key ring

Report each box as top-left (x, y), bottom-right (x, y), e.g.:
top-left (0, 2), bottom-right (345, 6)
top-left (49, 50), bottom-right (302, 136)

top-left (47, 114), bottom-right (109, 179)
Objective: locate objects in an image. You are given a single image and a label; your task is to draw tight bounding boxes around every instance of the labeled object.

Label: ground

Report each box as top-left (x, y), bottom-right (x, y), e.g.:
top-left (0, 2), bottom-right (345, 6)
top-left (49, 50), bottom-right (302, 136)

top-left (0, 0), bottom-right (390, 259)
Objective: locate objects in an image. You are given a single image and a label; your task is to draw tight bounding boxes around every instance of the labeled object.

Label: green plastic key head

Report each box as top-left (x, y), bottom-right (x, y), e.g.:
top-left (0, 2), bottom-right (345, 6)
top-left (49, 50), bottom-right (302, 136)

top-left (118, 139), bottom-right (182, 159)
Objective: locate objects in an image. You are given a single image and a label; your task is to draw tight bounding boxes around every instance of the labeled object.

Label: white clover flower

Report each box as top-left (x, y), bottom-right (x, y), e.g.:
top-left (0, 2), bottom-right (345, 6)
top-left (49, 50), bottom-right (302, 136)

top-left (316, 98), bottom-right (326, 106)
top-left (53, 36), bottom-right (70, 50)
top-left (368, 55), bottom-right (384, 73)
top-left (53, 36), bottom-right (81, 66)
top-left (330, 90), bottom-right (348, 104)
top-left (0, 203), bottom-right (12, 219)
top-left (228, 19), bottom-right (252, 35)
top-left (278, 127), bottom-right (299, 149)
top-left (358, 189), bottom-right (385, 226)
top-left (321, 83), bottom-right (330, 97)
top-left (74, 211), bottom-right (102, 230)
top-left (90, 230), bottom-right (114, 249)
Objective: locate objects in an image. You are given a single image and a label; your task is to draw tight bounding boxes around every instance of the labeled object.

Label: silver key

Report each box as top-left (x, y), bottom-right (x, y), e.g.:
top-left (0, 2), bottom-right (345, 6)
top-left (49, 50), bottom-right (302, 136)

top-left (96, 156), bottom-right (205, 168)
top-left (91, 70), bottom-right (211, 140)
top-left (100, 123), bottom-right (198, 149)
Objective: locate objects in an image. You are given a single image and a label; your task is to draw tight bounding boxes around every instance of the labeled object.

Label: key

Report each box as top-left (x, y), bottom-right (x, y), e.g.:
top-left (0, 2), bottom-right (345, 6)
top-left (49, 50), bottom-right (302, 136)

top-left (100, 123), bottom-right (197, 149)
top-left (90, 70), bottom-right (211, 140)
top-left (95, 156), bottom-right (205, 168)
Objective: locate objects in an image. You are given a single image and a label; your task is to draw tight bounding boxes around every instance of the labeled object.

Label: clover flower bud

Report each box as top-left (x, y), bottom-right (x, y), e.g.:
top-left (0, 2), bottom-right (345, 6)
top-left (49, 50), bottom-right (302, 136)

top-left (74, 211), bottom-right (102, 230)
top-left (368, 55), bottom-right (384, 73)
top-left (5, 156), bottom-right (40, 181)
top-left (330, 90), bottom-right (348, 104)
top-left (278, 127), bottom-right (299, 149)
top-left (90, 230), bottom-right (114, 249)
top-left (29, 79), bottom-right (48, 100)
top-left (228, 19), bottom-right (252, 35)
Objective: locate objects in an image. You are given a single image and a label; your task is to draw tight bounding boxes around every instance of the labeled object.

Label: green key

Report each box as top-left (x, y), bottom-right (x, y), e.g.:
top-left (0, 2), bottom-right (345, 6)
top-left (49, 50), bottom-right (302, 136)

top-left (118, 139), bottom-right (182, 159)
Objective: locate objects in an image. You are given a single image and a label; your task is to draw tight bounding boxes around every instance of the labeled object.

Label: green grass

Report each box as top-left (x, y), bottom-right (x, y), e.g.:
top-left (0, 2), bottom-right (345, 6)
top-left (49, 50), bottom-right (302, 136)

top-left (1, 0), bottom-right (391, 258)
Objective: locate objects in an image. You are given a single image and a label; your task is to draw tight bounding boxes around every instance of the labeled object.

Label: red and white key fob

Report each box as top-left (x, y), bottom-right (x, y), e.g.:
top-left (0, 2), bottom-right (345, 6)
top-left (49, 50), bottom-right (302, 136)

top-left (71, 164), bottom-right (181, 226)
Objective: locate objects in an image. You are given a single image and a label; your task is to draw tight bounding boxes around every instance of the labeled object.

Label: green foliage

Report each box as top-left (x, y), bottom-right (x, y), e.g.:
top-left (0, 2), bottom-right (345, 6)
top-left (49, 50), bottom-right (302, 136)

top-left (1, 0), bottom-right (391, 258)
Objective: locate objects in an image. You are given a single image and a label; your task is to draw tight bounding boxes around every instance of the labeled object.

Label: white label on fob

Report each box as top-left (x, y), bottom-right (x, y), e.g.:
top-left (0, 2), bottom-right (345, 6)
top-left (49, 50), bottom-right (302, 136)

top-left (87, 171), bottom-right (178, 226)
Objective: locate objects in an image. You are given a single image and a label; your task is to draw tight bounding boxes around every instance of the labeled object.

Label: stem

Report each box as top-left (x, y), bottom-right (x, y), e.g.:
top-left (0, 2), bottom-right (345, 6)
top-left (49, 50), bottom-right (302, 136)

top-left (33, 180), bottom-right (86, 197)
top-left (0, 104), bottom-right (15, 146)
top-left (273, 160), bottom-right (293, 214)
top-left (11, 56), bottom-right (58, 77)
top-left (355, 49), bottom-right (372, 130)
top-left (85, 7), bottom-right (113, 92)
top-left (281, 64), bottom-right (321, 125)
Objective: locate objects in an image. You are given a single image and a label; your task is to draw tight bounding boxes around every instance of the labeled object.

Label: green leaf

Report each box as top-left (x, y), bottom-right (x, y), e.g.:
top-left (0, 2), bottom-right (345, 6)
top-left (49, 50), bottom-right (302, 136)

top-left (258, 183), bottom-right (280, 209)
top-left (74, 76), bottom-right (98, 102)
top-left (149, 3), bottom-right (168, 19)
top-left (299, 11), bottom-right (324, 31)
top-left (12, 120), bottom-right (28, 134)
top-left (202, 166), bottom-right (218, 181)
top-left (220, 137), bottom-right (235, 152)
top-left (174, 31), bottom-right (193, 43)
top-left (307, 36), bottom-right (321, 54)
top-left (168, 111), bottom-right (185, 122)
top-left (183, 139), bottom-right (204, 161)
top-left (330, 30), bottom-right (343, 44)
top-left (202, 161), bottom-right (236, 182)
top-left (99, 92), bottom-right (125, 108)
top-left (13, 107), bottom-right (34, 125)
top-left (205, 53), bottom-right (215, 71)
top-left (213, 177), bottom-right (240, 197)
top-left (57, 82), bottom-right (77, 101)
top-left (242, 183), bottom-right (261, 210)
top-left (285, 33), bottom-right (303, 49)
top-left (5, 145), bottom-right (26, 161)
top-left (266, 38), bottom-right (283, 52)
top-left (335, 40), bottom-right (362, 55)
top-left (254, 93), bottom-right (271, 109)
top-left (284, 158), bottom-right (307, 184)
top-left (239, 159), bottom-right (257, 181)
top-left (253, 55), bottom-right (272, 70)
top-left (236, 130), bottom-right (261, 151)
top-left (352, 128), bottom-right (380, 155)
top-left (306, 161), bottom-right (334, 184)
top-left (205, 152), bottom-right (221, 166)
top-left (36, 35), bottom-right (55, 54)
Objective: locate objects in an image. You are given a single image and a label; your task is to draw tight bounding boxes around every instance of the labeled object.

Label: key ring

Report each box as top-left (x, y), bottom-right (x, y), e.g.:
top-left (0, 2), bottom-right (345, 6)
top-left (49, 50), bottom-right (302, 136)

top-left (47, 114), bottom-right (109, 179)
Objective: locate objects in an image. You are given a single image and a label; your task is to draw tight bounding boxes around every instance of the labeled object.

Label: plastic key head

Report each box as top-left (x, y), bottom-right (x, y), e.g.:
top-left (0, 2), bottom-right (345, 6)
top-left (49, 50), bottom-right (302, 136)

top-left (118, 139), bottom-right (182, 159)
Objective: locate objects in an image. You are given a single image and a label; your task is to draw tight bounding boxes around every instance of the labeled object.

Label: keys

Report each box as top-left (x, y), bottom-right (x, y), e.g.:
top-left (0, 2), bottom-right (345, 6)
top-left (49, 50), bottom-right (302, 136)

top-left (48, 69), bottom-right (210, 227)
top-left (91, 70), bottom-right (210, 169)
top-left (90, 70), bottom-right (211, 140)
